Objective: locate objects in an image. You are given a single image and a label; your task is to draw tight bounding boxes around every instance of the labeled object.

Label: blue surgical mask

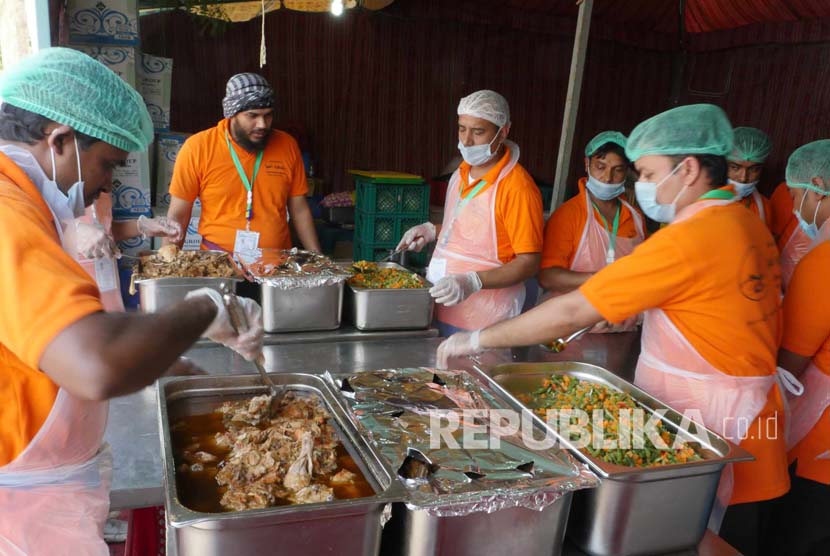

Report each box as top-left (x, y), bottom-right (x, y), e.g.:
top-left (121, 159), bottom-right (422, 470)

top-left (727, 179), bottom-right (759, 199)
top-left (586, 172), bottom-right (625, 201)
top-left (49, 134), bottom-right (87, 218)
top-left (458, 127), bottom-right (503, 167)
top-left (794, 193), bottom-right (822, 240)
top-left (634, 160), bottom-right (687, 223)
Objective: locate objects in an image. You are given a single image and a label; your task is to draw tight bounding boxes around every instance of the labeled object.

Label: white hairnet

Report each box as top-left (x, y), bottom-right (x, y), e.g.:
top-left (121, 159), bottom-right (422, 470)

top-left (457, 90), bottom-right (510, 128)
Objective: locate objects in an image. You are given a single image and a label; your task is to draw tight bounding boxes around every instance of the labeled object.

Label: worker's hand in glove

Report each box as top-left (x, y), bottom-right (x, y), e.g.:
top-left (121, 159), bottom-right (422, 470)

top-left (185, 288), bottom-right (264, 361)
top-left (396, 222), bottom-right (436, 253)
top-left (437, 330), bottom-right (482, 369)
top-left (66, 220), bottom-right (118, 259)
top-left (429, 271), bottom-right (482, 306)
top-left (138, 215), bottom-right (182, 242)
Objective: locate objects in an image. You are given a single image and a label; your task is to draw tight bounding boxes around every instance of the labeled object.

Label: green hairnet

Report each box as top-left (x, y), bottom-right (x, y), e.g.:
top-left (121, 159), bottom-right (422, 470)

top-left (730, 127), bottom-right (772, 163)
top-left (786, 140), bottom-right (830, 194)
top-left (585, 131), bottom-right (627, 157)
top-left (626, 104), bottom-right (733, 162)
top-left (0, 47), bottom-right (153, 153)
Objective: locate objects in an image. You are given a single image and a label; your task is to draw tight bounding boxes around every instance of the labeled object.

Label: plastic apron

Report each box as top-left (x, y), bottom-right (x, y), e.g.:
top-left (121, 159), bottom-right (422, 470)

top-left (74, 195), bottom-right (124, 312)
top-left (563, 189), bottom-right (646, 330)
top-left (633, 195), bottom-right (802, 532)
top-left (427, 141), bottom-right (525, 331)
top-left (787, 363), bottom-right (830, 453)
top-left (780, 225), bottom-right (813, 291)
top-left (0, 204), bottom-right (112, 555)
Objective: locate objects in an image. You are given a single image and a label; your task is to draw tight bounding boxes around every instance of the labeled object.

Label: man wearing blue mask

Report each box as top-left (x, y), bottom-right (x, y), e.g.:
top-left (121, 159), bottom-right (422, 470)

top-left (437, 104), bottom-right (794, 556)
top-left (784, 140), bottom-right (830, 246)
top-left (538, 131), bottom-right (646, 313)
top-left (727, 127), bottom-right (773, 228)
top-left (396, 90), bottom-right (544, 336)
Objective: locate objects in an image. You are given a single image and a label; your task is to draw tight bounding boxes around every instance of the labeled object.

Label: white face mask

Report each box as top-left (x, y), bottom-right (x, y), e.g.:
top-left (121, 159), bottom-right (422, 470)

top-left (634, 160), bottom-right (687, 223)
top-left (586, 170), bottom-right (625, 201)
top-left (794, 192), bottom-right (823, 240)
top-left (727, 178), bottom-right (759, 199)
top-left (49, 134), bottom-right (87, 218)
top-left (458, 126), bottom-right (503, 167)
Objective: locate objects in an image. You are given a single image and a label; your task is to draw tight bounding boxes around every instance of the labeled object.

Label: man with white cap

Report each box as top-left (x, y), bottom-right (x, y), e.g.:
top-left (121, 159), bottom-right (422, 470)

top-left (0, 48), bottom-right (264, 554)
top-left (436, 104), bottom-right (798, 556)
top-left (397, 90), bottom-right (544, 336)
top-left (166, 73), bottom-right (320, 254)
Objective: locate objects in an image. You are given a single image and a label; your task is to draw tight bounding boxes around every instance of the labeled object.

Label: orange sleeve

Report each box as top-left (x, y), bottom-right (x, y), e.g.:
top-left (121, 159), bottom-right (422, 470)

top-left (496, 172), bottom-right (543, 255)
top-left (286, 136), bottom-right (308, 197)
top-left (168, 135), bottom-right (201, 203)
top-left (781, 242), bottom-right (830, 358)
top-left (0, 203), bottom-right (103, 369)
top-left (541, 200), bottom-right (580, 269)
top-left (579, 227), bottom-right (693, 323)
top-left (769, 182), bottom-right (793, 241)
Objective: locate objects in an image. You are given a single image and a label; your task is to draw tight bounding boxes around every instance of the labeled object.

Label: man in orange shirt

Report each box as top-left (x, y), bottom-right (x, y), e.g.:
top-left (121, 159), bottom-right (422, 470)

top-left (438, 104), bottom-right (792, 556)
top-left (727, 127), bottom-right (773, 228)
top-left (166, 73), bottom-right (320, 254)
top-left (0, 48), bottom-right (263, 554)
top-left (538, 131), bottom-right (646, 319)
top-left (396, 90), bottom-right (543, 336)
top-left (772, 224), bottom-right (830, 555)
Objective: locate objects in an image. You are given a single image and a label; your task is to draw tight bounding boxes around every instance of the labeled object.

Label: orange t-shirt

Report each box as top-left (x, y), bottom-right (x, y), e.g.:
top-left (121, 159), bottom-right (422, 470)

top-left (456, 149), bottom-right (543, 263)
top-left (770, 181), bottom-right (798, 250)
top-left (169, 119), bottom-right (309, 252)
top-left (0, 153), bottom-right (104, 465)
top-left (782, 240), bottom-right (830, 485)
top-left (580, 193), bottom-right (788, 504)
top-left (541, 178), bottom-right (644, 269)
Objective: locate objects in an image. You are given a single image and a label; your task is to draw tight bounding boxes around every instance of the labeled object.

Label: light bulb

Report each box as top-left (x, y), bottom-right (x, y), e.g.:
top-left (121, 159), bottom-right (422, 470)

top-left (331, 0), bottom-right (344, 15)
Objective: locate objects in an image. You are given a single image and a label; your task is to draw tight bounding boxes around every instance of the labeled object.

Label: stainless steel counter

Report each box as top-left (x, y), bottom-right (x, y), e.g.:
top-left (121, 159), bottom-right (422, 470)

top-left (195, 325), bottom-right (438, 347)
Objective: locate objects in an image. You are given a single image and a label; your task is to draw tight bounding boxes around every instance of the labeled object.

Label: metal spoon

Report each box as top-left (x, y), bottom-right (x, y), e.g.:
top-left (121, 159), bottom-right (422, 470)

top-left (221, 291), bottom-right (284, 408)
top-left (540, 324), bottom-right (593, 353)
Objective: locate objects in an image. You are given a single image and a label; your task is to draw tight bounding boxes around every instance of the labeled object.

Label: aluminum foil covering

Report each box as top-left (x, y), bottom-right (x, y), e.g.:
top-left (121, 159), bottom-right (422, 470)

top-left (235, 248), bottom-right (352, 290)
top-left (326, 368), bottom-right (597, 517)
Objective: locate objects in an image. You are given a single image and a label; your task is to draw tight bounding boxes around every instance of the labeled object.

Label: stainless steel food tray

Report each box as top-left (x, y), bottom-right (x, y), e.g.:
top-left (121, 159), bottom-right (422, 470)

top-left (134, 250), bottom-right (243, 313)
top-left (347, 263), bottom-right (434, 331)
top-left (473, 361), bottom-right (754, 556)
top-left (157, 373), bottom-right (395, 556)
top-left (261, 281), bottom-right (344, 332)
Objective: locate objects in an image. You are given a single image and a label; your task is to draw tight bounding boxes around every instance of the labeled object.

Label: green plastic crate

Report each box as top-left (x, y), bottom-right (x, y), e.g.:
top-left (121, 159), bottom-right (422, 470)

top-left (354, 210), bottom-right (400, 243)
top-left (355, 178), bottom-right (430, 216)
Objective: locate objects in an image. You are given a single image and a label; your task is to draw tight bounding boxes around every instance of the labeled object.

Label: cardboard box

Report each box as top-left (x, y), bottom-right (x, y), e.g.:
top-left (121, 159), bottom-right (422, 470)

top-left (138, 54), bottom-right (173, 132)
top-left (183, 216), bottom-right (202, 251)
top-left (112, 150), bottom-right (152, 219)
top-left (67, 0), bottom-right (139, 46)
top-left (154, 132), bottom-right (189, 207)
top-left (71, 45), bottom-right (136, 87)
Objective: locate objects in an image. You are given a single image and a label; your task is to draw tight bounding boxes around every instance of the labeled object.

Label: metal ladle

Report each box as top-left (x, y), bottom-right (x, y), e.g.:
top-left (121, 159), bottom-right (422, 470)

top-left (221, 291), bottom-right (284, 407)
top-left (540, 324), bottom-right (593, 353)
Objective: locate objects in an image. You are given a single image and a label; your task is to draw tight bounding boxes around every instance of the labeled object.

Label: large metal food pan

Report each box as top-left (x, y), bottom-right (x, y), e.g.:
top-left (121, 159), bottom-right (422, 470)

top-left (347, 263), bottom-right (434, 331)
top-left (157, 373), bottom-right (395, 556)
top-left (137, 277), bottom-right (242, 313)
top-left (261, 281), bottom-right (344, 332)
top-left (380, 494), bottom-right (572, 556)
top-left (476, 362), bottom-right (754, 556)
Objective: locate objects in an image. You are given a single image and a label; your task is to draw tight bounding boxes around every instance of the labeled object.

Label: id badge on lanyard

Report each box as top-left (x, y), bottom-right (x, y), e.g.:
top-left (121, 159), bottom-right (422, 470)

top-left (226, 130), bottom-right (263, 254)
top-left (94, 257), bottom-right (118, 292)
top-left (594, 201), bottom-right (621, 266)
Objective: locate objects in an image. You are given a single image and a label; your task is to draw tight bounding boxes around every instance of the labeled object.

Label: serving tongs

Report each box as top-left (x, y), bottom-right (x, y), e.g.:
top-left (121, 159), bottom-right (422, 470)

top-left (222, 291), bottom-right (285, 410)
top-left (540, 324), bottom-right (593, 353)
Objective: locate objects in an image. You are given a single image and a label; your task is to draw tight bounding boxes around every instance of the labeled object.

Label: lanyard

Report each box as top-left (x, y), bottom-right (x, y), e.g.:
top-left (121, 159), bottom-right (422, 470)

top-left (592, 200), bottom-right (621, 261)
top-left (225, 130), bottom-right (263, 223)
top-left (439, 177), bottom-right (489, 249)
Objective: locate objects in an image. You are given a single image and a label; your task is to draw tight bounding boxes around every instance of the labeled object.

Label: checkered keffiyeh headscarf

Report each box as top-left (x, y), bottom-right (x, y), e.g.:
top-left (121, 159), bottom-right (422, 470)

top-left (222, 73), bottom-right (275, 118)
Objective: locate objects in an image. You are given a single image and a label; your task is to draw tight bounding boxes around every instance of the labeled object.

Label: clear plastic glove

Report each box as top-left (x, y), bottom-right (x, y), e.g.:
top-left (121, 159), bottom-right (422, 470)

top-left (429, 271), bottom-right (482, 306)
top-left (67, 220), bottom-right (118, 259)
top-left (137, 215), bottom-right (182, 242)
top-left (437, 330), bottom-right (482, 369)
top-left (396, 222), bottom-right (436, 253)
top-left (185, 288), bottom-right (264, 361)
